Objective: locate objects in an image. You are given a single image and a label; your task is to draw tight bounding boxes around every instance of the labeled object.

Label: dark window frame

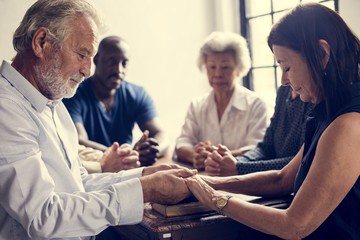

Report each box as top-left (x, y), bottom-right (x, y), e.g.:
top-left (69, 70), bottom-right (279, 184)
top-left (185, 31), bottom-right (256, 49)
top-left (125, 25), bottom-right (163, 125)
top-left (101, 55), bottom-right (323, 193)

top-left (239, 0), bottom-right (339, 93)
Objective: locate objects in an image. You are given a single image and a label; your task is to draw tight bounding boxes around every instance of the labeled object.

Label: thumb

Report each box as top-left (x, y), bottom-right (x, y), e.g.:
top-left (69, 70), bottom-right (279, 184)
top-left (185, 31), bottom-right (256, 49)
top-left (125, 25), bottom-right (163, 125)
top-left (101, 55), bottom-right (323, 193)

top-left (104, 142), bottom-right (119, 155)
top-left (111, 142), bottom-right (120, 151)
top-left (142, 130), bottom-right (149, 140)
top-left (176, 169), bottom-right (198, 178)
top-left (117, 147), bottom-right (131, 156)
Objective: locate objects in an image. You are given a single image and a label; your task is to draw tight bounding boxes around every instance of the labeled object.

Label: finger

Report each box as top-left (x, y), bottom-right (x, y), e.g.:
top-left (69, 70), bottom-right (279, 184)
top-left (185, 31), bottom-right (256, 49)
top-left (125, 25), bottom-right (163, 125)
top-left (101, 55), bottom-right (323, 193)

top-left (185, 175), bottom-right (203, 187)
top-left (149, 146), bottom-right (160, 154)
top-left (139, 157), bottom-right (156, 166)
top-left (193, 161), bottom-right (205, 170)
top-left (127, 150), bottom-right (139, 157)
top-left (110, 142), bottom-right (119, 151)
top-left (123, 161), bottom-right (141, 169)
top-left (217, 144), bottom-right (229, 152)
top-left (195, 142), bottom-right (205, 149)
top-left (141, 130), bottom-right (149, 140)
top-left (204, 157), bottom-right (220, 168)
top-left (209, 150), bottom-right (222, 161)
top-left (138, 130), bottom-right (149, 143)
top-left (175, 168), bottom-right (198, 178)
top-left (147, 138), bottom-right (159, 146)
top-left (205, 165), bottom-right (220, 176)
top-left (117, 148), bottom-right (131, 156)
top-left (119, 143), bottom-right (131, 149)
top-left (139, 150), bottom-right (158, 159)
top-left (194, 155), bottom-right (205, 165)
top-left (122, 156), bottom-right (140, 164)
top-left (135, 142), bottom-right (149, 151)
top-left (194, 146), bottom-right (205, 153)
top-left (200, 150), bottom-right (209, 158)
top-left (185, 176), bottom-right (197, 185)
top-left (204, 144), bottom-right (215, 152)
top-left (223, 151), bottom-right (233, 157)
top-left (137, 141), bottom-right (159, 151)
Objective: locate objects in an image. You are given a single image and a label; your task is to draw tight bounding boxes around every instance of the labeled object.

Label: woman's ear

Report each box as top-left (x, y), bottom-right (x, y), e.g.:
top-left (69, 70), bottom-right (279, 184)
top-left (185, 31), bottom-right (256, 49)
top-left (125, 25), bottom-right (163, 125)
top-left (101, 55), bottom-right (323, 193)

top-left (318, 39), bottom-right (330, 70)
top-left (32, 27), bottom-right (51, 58)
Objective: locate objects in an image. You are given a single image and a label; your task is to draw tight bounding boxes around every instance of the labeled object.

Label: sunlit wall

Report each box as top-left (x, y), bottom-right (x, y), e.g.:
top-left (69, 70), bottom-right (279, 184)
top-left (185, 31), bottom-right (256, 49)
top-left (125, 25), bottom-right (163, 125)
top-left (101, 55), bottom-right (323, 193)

top-left (0, 0), bottom-right (359, 148)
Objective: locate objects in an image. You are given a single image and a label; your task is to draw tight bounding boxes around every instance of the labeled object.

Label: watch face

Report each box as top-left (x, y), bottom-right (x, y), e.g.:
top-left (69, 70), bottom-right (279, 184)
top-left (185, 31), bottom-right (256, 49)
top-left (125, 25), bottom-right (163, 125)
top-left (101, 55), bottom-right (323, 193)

top-left (217, 197), bottom-right (227, 208)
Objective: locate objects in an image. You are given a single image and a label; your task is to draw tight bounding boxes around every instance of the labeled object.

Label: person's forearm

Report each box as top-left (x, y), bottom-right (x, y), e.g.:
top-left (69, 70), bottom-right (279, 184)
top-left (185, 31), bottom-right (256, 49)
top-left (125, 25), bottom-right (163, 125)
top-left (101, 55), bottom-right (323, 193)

top-left (79, 138), bottom-right (108, 152)
top-left (154, 132), bottom-right (169, 157)
top-left (175, 146), bottom-right (194, 164)
top-left (139, 175), bottom-right (154, 203)
top-left (231, 148), bottom-right (245, 157)
top-left (204, 170), bottom-right (292, 197)
top-left (224, 198), bottom-right (298, 239)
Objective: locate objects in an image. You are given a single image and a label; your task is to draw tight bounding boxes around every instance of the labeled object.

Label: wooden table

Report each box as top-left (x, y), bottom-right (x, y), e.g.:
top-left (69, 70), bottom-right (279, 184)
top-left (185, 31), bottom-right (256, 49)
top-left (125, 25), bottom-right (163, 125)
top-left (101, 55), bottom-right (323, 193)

top-left (114, 198), bottom-right (290, 240)
top-left (114, 204), bottom-right (242, 240)
top-left (113, 151), bottom-right (291, 240)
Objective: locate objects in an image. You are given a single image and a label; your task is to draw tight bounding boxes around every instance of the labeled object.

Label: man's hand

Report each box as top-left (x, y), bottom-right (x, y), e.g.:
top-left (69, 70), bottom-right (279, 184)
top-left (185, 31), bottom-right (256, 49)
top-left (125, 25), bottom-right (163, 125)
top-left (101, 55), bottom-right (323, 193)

top-left (192, 141), bottom-right (216, 170)
top-left (134, 130), bottom-right (160, 166)
top-left (205, 144), bottom-right (238, 176)
top-left (100, 142), bottom-right (140, 172)
top-left (140, 168), bottom-right (197, 204)
top-left (142, 163), bottom-right (190, 176)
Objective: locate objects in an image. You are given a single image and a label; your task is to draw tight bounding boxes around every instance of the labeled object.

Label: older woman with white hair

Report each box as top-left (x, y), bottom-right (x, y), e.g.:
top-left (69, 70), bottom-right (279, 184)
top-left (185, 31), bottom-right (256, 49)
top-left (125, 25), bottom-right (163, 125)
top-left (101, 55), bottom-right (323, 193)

top-left (175, 31), bottom-right (268, 169)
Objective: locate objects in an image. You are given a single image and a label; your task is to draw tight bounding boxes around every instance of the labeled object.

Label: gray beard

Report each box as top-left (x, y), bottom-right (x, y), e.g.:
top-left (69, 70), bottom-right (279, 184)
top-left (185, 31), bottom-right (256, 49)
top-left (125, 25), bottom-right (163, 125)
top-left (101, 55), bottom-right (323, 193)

top-left (34, 53), bottom-right (81, 100)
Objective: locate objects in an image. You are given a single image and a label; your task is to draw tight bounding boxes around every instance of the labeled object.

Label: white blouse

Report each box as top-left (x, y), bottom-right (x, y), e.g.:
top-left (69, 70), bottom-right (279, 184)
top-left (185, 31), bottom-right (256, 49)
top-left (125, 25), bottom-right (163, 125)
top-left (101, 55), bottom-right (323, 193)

top-left (176, 84), bottom-right (268, 153)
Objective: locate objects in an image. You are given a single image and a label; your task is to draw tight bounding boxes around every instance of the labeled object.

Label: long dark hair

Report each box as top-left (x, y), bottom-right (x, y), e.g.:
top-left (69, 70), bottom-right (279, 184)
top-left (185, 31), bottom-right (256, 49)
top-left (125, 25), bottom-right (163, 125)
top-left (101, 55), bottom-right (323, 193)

top-left (268, 3), bottom-right (360, 117)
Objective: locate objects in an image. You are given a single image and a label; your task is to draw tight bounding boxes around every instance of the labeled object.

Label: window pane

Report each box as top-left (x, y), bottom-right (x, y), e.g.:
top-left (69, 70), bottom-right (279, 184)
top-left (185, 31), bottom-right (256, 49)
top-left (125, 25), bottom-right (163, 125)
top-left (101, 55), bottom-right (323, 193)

top-left (272, 0), bottom-right (299, 11)
top-left (249, 16), bottom-right (273, 67)
top-left (276, 66), bottom-right (282, 87)
top-left (273, 11), bottom-right (289, 24)
top-left (252, 68), bottom-right (277, 114)
top-left (302, 0), bottom-right (326, 3)
top-left (319, 1), bottom-right (335, 9)
top-left (243, 0), bottom-right (336, 110)
top-left (245, 0), bottom-right (271, 17)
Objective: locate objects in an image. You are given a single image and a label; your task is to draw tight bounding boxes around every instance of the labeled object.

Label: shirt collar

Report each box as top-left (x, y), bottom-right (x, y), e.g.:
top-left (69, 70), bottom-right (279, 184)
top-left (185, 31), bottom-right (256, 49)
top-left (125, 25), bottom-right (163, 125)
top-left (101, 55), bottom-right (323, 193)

top-left (230, 84), bottom-right (249, 111)
top-left (0, 60), bottom-right (56, 112)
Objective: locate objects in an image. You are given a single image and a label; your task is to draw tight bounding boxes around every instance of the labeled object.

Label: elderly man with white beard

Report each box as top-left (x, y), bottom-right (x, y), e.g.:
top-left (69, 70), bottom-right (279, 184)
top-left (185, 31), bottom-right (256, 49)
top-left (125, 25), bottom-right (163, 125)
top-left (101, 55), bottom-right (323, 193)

top-left (0, 1), bottom-right (195, 240)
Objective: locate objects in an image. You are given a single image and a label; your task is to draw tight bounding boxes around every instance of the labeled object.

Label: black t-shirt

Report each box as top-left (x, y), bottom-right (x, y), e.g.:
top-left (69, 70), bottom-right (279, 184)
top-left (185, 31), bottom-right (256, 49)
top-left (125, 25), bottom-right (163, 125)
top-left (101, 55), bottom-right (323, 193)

top-left (294, 83), bottom-right (360, 239)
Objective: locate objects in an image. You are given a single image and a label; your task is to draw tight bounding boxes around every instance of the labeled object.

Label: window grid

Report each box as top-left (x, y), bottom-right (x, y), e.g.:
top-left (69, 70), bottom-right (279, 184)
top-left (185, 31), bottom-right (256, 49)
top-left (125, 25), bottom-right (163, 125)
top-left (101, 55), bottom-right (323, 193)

top-left (239, 0), bottom-right (338, 110)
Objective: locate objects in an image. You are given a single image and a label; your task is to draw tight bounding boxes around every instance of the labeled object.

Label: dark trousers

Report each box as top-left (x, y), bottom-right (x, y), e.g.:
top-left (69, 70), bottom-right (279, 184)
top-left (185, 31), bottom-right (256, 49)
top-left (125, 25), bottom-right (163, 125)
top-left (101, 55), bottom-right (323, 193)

top-left (96, 227), bottom-right (122, 240)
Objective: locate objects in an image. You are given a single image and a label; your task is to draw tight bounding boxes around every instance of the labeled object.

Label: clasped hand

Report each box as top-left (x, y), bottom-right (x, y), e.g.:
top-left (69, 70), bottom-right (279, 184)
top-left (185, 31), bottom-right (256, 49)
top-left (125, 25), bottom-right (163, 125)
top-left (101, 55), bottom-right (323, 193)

top-left (192, 140), bottom-right (217, 170)
top-left (141, 164), bottom-right (198, 204)
top-left (101, 142), bottom-right (140, 172)
top-left (134, 130), bottom-right (160, 166)
top-left (204, 144), bottom-right (238, 176)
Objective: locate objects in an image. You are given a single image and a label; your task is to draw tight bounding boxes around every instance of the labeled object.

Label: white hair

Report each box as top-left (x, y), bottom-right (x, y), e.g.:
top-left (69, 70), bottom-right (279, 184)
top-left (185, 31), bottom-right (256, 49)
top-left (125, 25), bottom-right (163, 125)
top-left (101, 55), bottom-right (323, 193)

top-left (13, 0), bottom-right (104, 53)
top-left (197, 31), bottom-right (251, 77)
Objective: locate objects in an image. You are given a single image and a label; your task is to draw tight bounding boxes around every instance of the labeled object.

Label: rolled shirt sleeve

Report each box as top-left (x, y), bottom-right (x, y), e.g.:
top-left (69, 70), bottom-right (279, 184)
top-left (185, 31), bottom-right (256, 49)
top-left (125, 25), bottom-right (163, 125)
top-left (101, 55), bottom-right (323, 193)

top-left (0, 61), bottom-right (145, 239)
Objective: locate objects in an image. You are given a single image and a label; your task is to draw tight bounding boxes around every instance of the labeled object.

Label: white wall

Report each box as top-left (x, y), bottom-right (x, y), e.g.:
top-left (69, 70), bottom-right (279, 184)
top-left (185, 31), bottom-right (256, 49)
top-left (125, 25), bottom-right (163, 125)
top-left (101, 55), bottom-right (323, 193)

top-left (339, 0), bottom-right (360, 37)
top-left (0, 0), bottom-right (359, 148)
top-left (0, 0), bottom-right (236, 147)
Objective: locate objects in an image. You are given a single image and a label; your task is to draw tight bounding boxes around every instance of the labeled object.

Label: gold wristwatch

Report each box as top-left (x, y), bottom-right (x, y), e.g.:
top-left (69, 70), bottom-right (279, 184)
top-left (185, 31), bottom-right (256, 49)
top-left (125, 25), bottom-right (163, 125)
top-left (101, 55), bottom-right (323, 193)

top-left (215, 195), bottom-right (232, 215)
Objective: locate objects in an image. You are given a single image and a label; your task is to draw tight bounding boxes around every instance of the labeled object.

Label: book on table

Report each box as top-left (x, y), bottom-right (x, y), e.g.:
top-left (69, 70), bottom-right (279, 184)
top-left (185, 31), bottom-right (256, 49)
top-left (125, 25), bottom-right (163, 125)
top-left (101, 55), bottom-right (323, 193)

top-left (151, 193), bottom-right (293, 217)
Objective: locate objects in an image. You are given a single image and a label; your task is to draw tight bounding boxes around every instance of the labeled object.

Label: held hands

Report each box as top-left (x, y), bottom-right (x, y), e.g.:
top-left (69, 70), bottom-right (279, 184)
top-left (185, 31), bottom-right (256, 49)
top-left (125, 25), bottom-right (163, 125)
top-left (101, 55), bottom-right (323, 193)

top-left (100, 142), bottom-right (140, 172)
top-left (134, 130), bottom-right (160, 166)
top-left (185, 175), bottom-right (222, 212)
top-left (193, 140), bottom-right (217, 170)
top-left (204, 144), bottom-right (238, 176)
top-left (142, 163), bottom-right (187, 176)
top-left (140, 166), bottom-right (198, 204)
